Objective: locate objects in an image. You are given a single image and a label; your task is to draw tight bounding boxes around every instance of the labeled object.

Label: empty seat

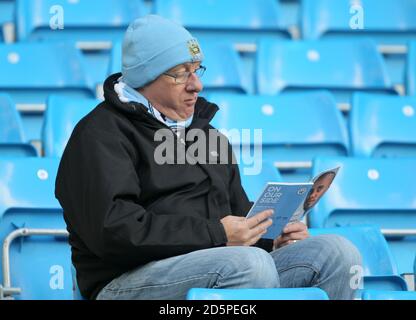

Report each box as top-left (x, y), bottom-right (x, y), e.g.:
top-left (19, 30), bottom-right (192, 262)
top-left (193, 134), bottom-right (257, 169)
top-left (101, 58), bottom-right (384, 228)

top-left (257, 39), bottom-right (395, 111)
top-left (350, 93), bottom-right (416, 157)
top-left (301, 0), bottom-right (416, 89)
top-left (362, 290), bottom-right (416, 300)
top-left (301, 0), bottom-right (416, 45)
top-left (155, 0), bottom-right (290, 48)
top-left (186, 288), bottom-right (329, 300)
top-left (0, 93), bottom-right (37, 157)
top-left (16, 0), bottom-right (147, 87)
top-left (42, 95), bottom-right (99, 157)
top-left (0, 158), bottom-right (72, 299)
top-left (16, 0), bottom-right (145, 43)
top-left (0, 42), bottom-right (95, 141)
top-left (309, 157), bottom-right (416, 275)
top-left (310, 225), bottom-right (408, 292)
top-left (209, 91), bottom-right (349, 181)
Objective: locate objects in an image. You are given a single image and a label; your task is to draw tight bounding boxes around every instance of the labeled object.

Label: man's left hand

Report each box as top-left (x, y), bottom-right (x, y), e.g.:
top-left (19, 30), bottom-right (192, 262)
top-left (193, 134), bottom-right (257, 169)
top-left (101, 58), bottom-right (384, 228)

top-left (273, 222), bottom-right (309, 250)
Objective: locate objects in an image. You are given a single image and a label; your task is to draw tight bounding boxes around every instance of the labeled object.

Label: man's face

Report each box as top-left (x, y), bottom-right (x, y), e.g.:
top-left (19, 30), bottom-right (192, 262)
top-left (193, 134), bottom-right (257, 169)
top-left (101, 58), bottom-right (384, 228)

top-left (303, 173), bottom-right (335, 211)
top-left (141, 62), bottom-right (203, 120)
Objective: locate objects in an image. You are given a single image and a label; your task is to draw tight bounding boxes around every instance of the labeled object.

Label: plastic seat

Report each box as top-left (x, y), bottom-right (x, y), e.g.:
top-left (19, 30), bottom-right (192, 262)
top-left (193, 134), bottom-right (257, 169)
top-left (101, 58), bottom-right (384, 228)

top-left (256, 39), bottom-right (395, 111)
top-left (16, 0), bottom-right (145, 43)
top-left (301, 0), bottom-right (416, 88)
top-left (209, 91), bottom-right (349, 181)
top-left (186, 288), bottom-right (329, 300)
top-left (0, 158), bottom-right (72, 300)
top-left (310, 225), bottom-right (408, 292)
top-left (155, 0), bottom-right (289, 48)
top-left (361, 290), bottom-right (416, 300)
top-left (16, 0), bottom-right (147, 87)
top-left (309, 157), bottom-right (416, 275)
top-left (42, 95), bottom-right (99, 157)
top-left (0, 42), bottom-right (95, 141)
top-left (350, 93), bottom-right (416, 158)
top-left (0, 93), bottom-right (37, 157)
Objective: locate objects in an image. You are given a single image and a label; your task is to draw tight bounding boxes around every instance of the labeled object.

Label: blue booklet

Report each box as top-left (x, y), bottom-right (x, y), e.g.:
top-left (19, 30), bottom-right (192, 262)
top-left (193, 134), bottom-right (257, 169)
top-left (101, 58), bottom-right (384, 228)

top-left (246, 166), bottom-right (340, 240)
top-left (246, 183), bottom-right (313, 240)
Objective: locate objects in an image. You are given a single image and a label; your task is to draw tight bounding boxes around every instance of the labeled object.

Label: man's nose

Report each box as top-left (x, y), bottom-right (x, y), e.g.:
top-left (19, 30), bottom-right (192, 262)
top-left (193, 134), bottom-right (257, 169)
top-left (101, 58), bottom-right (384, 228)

top-left (186, 73), bottom-right (203, 93)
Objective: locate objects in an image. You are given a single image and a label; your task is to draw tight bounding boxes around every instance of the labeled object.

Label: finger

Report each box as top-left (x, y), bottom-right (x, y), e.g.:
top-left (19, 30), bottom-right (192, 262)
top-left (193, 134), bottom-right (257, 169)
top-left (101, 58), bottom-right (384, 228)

top-left (283, 222), bottom-right (307, 234)
top-left (248, 218), bottom-right (273, 238)
top-left (246, 209), bottom-right (274, 228)
top-left (245, 229), bottom-right (268, 246)
top-left (279, 231), bottom-right (309, 243)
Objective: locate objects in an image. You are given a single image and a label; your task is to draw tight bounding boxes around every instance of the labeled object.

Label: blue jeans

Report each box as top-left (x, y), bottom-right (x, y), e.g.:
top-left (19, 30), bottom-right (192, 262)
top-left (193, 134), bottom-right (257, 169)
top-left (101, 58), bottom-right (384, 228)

top-left (96, 234), bottom-right (362, 300)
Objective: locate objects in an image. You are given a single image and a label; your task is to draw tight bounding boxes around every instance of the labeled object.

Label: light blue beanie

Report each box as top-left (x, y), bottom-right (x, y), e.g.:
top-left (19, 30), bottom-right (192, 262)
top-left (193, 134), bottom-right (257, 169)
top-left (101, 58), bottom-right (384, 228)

top-left (122, 15), bottom-right (204, 88)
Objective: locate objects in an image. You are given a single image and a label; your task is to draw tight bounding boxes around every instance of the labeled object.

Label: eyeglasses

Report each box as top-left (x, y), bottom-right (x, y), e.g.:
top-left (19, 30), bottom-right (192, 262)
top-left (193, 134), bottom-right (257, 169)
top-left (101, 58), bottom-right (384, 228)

top-left (163, 65), bottom-right (206, 84)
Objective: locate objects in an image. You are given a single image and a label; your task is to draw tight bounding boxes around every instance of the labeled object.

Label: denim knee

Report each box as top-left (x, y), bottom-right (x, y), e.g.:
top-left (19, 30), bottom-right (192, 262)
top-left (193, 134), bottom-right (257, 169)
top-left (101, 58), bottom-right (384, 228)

top-left (222, 247), bottom-right (280, 288)
top-left (316, 234), bottom-right (363, 275)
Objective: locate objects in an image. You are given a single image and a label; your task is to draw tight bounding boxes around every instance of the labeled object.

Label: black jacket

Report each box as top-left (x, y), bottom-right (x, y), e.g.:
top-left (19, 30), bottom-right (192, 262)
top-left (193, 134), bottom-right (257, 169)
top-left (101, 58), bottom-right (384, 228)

top-left (55, 73), bottom-right (270, 300)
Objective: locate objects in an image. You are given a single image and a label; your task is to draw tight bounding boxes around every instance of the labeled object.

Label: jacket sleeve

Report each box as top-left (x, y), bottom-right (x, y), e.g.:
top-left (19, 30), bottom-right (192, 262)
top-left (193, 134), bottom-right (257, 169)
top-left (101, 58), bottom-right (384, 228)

top-left (55, 127), bottom-right (228, 269)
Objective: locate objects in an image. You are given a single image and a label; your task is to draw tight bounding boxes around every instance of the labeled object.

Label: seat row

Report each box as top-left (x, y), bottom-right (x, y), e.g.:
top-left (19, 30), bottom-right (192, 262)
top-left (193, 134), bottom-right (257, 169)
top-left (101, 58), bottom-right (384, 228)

top-left (0, 157), bottom-right (414, 299)
top-left (2, 39), bottom-right (416, 141)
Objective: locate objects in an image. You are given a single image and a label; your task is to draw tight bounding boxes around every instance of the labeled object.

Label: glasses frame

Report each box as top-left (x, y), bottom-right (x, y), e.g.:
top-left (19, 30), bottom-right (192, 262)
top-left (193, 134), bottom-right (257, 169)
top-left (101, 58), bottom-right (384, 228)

top-left (163, 65), bottom-right (206, 84)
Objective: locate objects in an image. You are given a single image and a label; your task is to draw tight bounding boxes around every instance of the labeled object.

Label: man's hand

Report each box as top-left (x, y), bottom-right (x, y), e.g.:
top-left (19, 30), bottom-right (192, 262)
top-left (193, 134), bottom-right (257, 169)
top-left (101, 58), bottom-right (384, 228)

top-left (221, 210), bottom-right (273, 246)
top-left (273, 222), bottom-right (309, 250)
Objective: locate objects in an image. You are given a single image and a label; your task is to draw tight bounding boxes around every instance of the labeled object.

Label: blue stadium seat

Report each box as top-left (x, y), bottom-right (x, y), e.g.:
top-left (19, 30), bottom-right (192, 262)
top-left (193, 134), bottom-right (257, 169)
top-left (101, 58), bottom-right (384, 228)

top-left (16, 0), bottom-right (147, 87)
top-left (16, 0), bottom-right (145, 43)
top-left (109, 41), bottom-right (249, 94)
top-left (0, 0), bottom-right (15, 42)
top-left (310, 225), bottom-right (408, 292)
top-left (238, 161), bottom-right (282, 202)
top-left (256, 39), bottom-right (395, 111)
top-left (42, 95), bottom-right (99, 157)
top-left (309, 157), bottom-right (416, 275)
top-left (0, 42), bottom-right (95, 141)
top-left (406, 41), bottom-right (416, 96)
top-left (209, 91), bottom-right (349, 181)
top-left (350, 93), bottom-right (416, 158)
top-left (155, 0), bottom-right (290, 46)
top-left (0, 158), bottom-right (71, 300)
top-left (301, 0), bottom-right (416, 87)
top-left (0, 93), bottom-right (37, 157)
top-left (361, 290), bottom-right (416, 300)
top-left (186, 288), bottom-right (329, 300)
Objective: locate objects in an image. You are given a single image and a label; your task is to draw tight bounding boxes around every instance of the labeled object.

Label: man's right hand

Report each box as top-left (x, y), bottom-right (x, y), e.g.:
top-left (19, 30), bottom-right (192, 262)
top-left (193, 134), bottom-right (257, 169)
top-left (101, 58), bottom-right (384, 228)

top-left (220, 210), bottom-right (273, 246)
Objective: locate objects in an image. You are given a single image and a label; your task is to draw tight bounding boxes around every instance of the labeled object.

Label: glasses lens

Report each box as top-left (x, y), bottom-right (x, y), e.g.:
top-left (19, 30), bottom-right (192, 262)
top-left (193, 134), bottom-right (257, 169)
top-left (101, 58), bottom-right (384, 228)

top-left (195, 66), bottom-right (205, 78)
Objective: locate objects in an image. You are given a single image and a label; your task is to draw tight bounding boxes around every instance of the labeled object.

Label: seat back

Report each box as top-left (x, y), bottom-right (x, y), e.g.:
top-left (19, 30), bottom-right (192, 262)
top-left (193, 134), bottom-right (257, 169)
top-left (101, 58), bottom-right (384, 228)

top-left (42, 95), bottom-right (99, 157)
top-left (406, 41), bottom-right (416, 95)
top-left (187, 288), bottom-right (329, 300)
top-left (310, 225), bottom-right (408, 291)
top-left (0, 158), bottom-right (72, 299)
top-left (155, 0), bottom-right (289, 46)
top-left (210, 91), bottom-right (349, 181)
top-left (256, 39), bottom-right (395, 109)
top-left (350, 93), bottom-right (416, 157)
top-left (0, 93), bottom-right (37, 157)
top-left (16, 0), bottom-right (145, 43)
